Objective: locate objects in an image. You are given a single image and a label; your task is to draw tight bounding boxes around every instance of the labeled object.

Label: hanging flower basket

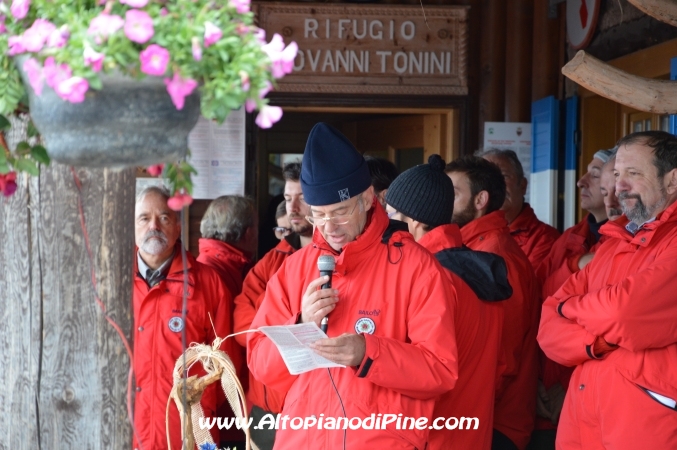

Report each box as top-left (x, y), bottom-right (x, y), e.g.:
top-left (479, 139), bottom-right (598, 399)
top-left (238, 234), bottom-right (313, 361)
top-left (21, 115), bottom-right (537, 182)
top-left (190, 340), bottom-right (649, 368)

top-left (0, 0), bottom-right (297, 203)
top-left (17, 58), bottom-right (201, 167)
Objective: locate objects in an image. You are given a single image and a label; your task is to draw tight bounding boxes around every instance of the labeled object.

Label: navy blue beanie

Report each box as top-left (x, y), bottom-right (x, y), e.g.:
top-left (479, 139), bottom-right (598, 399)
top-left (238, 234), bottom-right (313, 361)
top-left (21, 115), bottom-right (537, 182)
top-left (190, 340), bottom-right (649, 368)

top-left (301, 123), bottom-right (372, 206)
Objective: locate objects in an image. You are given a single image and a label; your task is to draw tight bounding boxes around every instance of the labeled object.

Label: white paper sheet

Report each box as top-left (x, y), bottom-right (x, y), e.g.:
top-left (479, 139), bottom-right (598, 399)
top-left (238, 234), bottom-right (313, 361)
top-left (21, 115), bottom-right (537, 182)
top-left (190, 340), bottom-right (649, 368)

top-left (258, 323), bottom-right (346, 375)
top-left (188, 108), bottom-right (246, 199)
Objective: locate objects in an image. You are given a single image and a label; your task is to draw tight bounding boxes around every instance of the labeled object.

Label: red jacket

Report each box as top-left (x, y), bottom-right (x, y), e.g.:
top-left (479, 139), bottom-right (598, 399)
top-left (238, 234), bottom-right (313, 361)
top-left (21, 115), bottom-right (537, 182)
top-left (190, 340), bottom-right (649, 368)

top-left (536, 214), bottom-right (597, 287)
top-left (248, 205), bottom-right (459, 449)
top-left (534, 215), bottom-right (607, 431)
top-left (133, 248), bottom-right (234, 450)
top-left (509, 203), bottom-right (560, 271)
top-left (197, 238), bottom-right (253, 443)
top-left (461, 211), bottom-right (540, 450)
top-left (538, 199), bottom-right (677, 449)
top-left (197, 238), bottom-right (253, 297)
top-left (233, 236), bottom-right (298, 414)
top-left (421, 224), bottom-right (506, 450)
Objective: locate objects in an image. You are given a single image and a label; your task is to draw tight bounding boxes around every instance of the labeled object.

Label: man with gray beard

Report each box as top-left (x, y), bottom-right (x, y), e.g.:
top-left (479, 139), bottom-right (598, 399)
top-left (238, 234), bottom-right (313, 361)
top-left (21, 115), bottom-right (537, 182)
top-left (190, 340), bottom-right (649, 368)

top-left (538, 131), bottom-right (677, 449)
top-left (132, 186), bottom-right (235, 450)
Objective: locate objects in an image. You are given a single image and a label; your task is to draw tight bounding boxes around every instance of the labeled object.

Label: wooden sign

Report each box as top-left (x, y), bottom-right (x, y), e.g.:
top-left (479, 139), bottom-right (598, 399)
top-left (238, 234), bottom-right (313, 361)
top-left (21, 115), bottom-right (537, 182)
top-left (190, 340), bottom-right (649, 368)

top-left (253, 3), bottom-right (469, 95)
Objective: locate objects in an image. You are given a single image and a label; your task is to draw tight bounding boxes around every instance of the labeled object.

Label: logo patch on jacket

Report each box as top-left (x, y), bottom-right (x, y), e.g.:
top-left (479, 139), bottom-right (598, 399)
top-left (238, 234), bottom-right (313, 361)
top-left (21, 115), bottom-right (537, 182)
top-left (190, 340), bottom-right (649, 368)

top-left (168, 316), bottom-right (184, 332)
top-left (355, 317), bottom-right (375, 334)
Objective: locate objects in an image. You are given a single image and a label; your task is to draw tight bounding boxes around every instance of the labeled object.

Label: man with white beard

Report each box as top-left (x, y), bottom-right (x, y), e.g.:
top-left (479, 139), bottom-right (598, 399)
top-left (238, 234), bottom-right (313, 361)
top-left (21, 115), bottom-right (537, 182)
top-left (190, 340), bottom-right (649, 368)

top-left (132, 185), bottom-right (235, 450)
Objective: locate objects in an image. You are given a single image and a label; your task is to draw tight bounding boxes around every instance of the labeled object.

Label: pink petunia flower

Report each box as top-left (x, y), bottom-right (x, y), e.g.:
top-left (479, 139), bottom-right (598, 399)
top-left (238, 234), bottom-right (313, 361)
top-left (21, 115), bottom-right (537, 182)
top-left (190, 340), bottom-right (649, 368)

top-left (139, 44), bottom-right (169, 76)
top-left (88, 13), bottom-right (124, 44)
top-left (120, 0), bottom-right (148, 8)
top-left (46, 25), bottom-right (70, 48)
top-left (22, 19), bottom-right (56, 52)
top-left (203, 22), bottom-right (222, 47)
top-left (0, 172), bottom-right (18, 197)
top-left (55, 77), bottom-right (89, 103)
top-left (146, 164), bottom-right (164, 176)
top-left (163, 73), bottom-right (198, 110)
top-left (7, 35), bottom-right (26, 56)
top-left (124, 10), bottom-right (154, 44)
top-left (83, 47), bottom-right (105, 72)
top-left (272, 41), bottom-right (298, 78)
top-left (244, 79), bottom-right (273, 113)
top-left (10, 0), bottom-right (30, 20)
top-left (230, 0), bottom-right (250, 14)
top-left (23, 58), bottom-right (44, 96)
top-left (255, 105), bottom-right (282, 129)
top-left (191, 37), bottom-right (202, 61)
top-left (159, 8), bottom-right (168, 16)
top-left (43, 57), bottom-right (72, 89)
top-left (0, 15), bottom-right (7, 34)
top-left (254, 27), bottom-right (266, 44)
top-left (262, 34), bottom-right (298, 79)
top-left (167, 190), bottom-right (193, 211)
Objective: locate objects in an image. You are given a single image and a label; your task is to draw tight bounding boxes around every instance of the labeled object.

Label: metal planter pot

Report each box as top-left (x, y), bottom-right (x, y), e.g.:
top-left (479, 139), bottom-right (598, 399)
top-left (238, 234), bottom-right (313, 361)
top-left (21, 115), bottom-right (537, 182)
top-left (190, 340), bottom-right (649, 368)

top-left (17, 58), bottom-right (200, 168)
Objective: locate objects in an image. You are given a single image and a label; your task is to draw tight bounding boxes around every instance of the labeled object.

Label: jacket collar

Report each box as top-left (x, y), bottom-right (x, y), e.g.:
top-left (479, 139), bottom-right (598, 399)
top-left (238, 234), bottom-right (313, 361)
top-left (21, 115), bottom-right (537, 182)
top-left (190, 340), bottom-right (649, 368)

top-left (460, 210), bottom-right (509, 244)
top-left (311, 199), bottom-right (389, 268)
top-left (198, 238), bottom-right (250, 266)
top-left (134, 242), bottom-right (197, 288)
top-left (601, 198), bottom-right (677, 247)
top-left (509, 203), bottom-right (538, 233)
top-left (418, 224), bottom-right (463, 254)
top-left (274, 237), bottom-right (296, 255)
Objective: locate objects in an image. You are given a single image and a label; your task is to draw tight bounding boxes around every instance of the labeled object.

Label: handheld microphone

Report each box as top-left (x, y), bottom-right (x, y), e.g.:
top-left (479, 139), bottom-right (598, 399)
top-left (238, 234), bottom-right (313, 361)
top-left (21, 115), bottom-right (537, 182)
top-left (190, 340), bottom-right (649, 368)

top-left (317, 255), bottom-right (336, 334)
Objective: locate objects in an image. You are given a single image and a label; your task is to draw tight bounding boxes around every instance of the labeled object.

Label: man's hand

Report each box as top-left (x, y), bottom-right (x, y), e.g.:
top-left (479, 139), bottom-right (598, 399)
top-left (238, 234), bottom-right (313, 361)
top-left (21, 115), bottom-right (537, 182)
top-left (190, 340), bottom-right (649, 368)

top-left (309, 333), bottom-right (366, 366)
top-left (578, 252), bottom-right (595, 270)
top-left (300, 275), bottom-right (339, 327)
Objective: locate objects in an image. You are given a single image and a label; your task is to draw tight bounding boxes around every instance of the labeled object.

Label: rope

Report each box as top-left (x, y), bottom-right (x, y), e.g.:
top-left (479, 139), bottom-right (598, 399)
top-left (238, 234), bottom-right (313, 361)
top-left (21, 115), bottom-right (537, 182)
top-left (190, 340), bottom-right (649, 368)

top-left (166, 332), bottom-right (261, 450)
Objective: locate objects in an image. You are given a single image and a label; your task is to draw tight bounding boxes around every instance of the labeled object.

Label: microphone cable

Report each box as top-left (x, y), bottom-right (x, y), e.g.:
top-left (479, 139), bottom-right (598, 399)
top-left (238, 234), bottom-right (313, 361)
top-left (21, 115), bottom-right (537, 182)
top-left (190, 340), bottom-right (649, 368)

top-left (327, 368), bottom-right (347, 450)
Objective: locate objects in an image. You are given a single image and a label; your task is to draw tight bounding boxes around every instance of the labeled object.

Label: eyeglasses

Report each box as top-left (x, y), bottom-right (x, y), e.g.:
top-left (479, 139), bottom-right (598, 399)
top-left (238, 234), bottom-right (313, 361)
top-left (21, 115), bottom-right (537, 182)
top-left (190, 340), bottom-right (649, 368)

top-left (273, 226), bottom-right (292, 238)
top-left (306, 201), bottom-right (360, 226)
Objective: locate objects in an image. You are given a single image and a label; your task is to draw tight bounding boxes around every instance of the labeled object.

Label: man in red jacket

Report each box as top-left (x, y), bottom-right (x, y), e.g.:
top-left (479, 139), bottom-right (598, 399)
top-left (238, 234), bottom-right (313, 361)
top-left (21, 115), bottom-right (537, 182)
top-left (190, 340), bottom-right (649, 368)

top-left (197, 195), bottom-right (257, 448)
top-left (532, 149), bottom-right (614, 448)
top-left (198, 195), bottom-right (257, 297)
top-left (233, 162), bottom-right (313, 450)
top-left (446, 156), bottom-right (540, 450)
top-left (478, 149), bottom-right (560, 271)
top-left (538, 130), bottom-right (677, 449)
top-left (132, 186), bottom-right (234, 450)
top-left (386, 154), bottom-right (511, 450)
top-left (537, 149), bottom-right (612, 285)
top-left (248, 123), bottom-right (459, 449)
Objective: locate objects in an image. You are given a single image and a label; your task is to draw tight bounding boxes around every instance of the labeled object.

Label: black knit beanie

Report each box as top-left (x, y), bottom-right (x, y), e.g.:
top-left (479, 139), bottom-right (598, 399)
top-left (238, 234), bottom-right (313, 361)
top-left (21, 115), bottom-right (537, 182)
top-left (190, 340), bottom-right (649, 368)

top-left (385, 154), bottom-right (454, 228)
top-left (301, 122), bottom-right (372, 206)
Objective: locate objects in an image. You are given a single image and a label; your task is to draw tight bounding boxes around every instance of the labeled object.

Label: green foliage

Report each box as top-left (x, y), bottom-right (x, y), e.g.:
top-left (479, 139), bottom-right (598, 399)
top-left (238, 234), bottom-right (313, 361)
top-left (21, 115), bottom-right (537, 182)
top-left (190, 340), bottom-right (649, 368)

top-left (0, 0), bottom-right (290, 196)
top-left (0, 113), bottom-right (49, 176)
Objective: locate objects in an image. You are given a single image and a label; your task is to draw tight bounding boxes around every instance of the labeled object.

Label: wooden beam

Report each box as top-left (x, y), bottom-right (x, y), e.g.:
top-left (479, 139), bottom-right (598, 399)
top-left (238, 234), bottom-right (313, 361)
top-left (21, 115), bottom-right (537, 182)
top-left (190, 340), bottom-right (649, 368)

top-left (479, 0), bottom-right (507, 126)
top-left (505, 0), bottom-right (534, 122)
top-left (627, 0), bottom-right (677, 27)
top-left (562, 50), bottom-right (677, 114)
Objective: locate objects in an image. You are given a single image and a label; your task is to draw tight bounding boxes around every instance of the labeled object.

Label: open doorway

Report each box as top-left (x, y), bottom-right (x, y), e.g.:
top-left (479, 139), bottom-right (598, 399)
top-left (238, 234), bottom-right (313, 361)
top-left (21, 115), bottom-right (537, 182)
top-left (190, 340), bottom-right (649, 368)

top-left (255, 107), bottom-right (460, 256)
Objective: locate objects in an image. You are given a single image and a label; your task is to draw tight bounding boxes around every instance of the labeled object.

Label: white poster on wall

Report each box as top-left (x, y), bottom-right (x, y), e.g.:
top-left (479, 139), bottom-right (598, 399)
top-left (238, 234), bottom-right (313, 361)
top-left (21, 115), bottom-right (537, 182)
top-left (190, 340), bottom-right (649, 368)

top-left (483, 122), bottom-right (532, 204)
top-left (188, 108), bottom-right (246, 199)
